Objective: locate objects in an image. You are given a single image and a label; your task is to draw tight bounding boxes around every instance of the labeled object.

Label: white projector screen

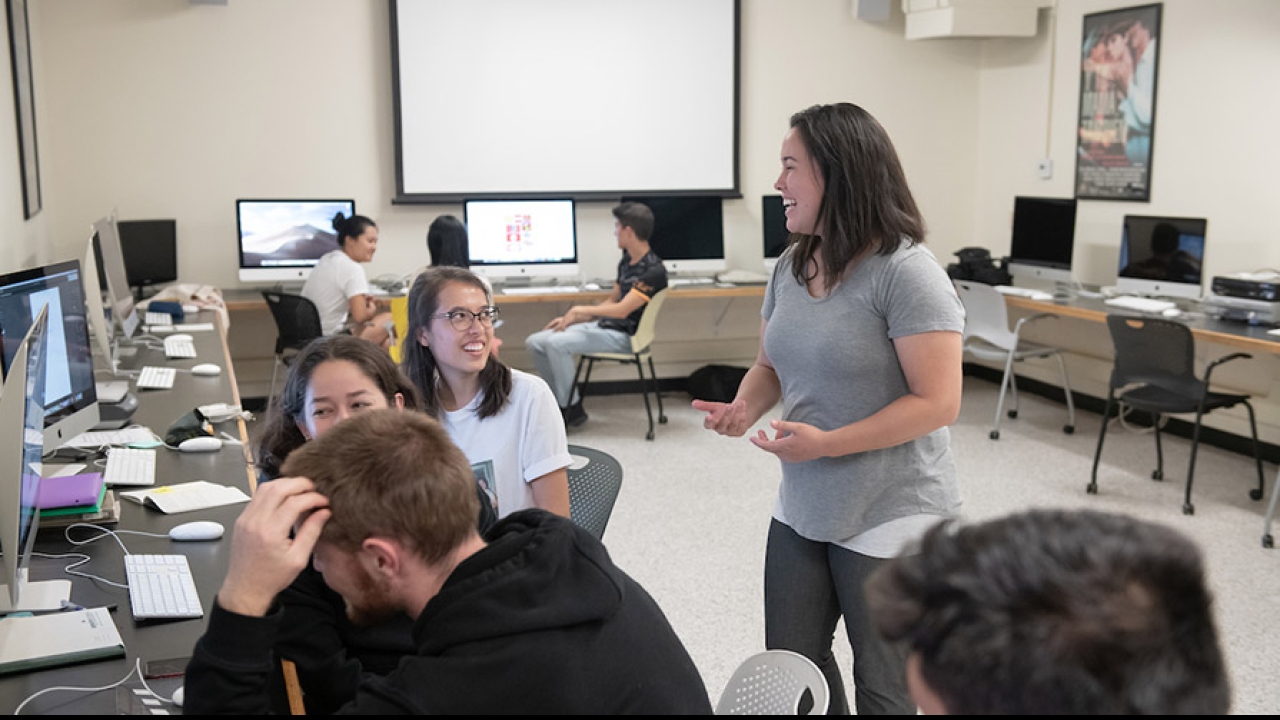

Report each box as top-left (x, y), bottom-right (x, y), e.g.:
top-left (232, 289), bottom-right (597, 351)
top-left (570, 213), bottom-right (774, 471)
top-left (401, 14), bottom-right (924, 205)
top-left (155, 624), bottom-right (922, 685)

top-left (391, 0), bottom-right (739, 201)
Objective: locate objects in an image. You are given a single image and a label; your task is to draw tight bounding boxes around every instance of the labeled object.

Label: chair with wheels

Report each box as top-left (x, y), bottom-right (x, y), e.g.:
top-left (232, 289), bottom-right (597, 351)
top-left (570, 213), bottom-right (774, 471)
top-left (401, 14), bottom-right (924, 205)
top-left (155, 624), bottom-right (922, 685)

top-left (565, 444), bottom-right (623, 541)
top-left (715, 649), bottom-right (829, 715)
top-left (572, 288), bottom-right (670, 440)
top-left (262, 291), bottom-right (325, 411)
top-left (953, 281), bottom-right (1075, 440)
top-left (1089, 314), bottom-right (1265, 515)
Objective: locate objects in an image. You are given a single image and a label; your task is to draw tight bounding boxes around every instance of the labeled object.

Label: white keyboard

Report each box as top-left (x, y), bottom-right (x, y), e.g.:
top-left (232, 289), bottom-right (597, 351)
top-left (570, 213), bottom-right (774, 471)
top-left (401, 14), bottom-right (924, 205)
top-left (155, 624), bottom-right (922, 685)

top-left (103, 447), bottom-right (157, 487)
top-left (1104, 295), bottom-right (1177, 313)
top-left (136, 366), bottom-right (176, 390)
top-left (124, 554), bottom-right (203, 620)
top-left (145, 311), bottom-right (173, 326)
top-left (163, 336), bottom-right (197, 359)
top-left (994, 285), bottom-right (1053, 300)
top-left (500, 286), bottom-right (581, 295)
top-left (668, 277), bottom-right (716, 286)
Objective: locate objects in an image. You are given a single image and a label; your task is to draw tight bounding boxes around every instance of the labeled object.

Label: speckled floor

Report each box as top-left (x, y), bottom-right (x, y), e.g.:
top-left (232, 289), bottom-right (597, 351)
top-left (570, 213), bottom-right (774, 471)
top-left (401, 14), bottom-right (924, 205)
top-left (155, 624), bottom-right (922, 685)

top-left (572, 379), bottom-right (1280, 714)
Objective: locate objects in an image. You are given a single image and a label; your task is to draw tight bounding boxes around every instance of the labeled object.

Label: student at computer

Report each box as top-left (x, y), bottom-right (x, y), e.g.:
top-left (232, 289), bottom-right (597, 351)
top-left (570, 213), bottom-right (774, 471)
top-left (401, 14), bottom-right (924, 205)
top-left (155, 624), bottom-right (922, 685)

top-left (253, 334), bottom-right (496, 713)
top-left (402, 266), bottom-right (570, 519)
top-left (524, 202), bottom-right (667, 427)
top-left (186, 410), bottom-right (713, 714)
top-left (865, 508), bottom-right (1230, 714)
top-left (302, 212), bottom-right (394, 348)
top-left (427, 214), bottom-right (501, 356)
top-left (693, 102), bottom-right (964, 715)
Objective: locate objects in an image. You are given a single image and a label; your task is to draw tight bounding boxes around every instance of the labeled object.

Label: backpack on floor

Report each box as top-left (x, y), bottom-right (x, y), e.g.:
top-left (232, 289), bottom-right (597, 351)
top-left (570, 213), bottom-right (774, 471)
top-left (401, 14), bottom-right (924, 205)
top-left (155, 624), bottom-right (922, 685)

top-left (687, 364), bottom-right (748, 403)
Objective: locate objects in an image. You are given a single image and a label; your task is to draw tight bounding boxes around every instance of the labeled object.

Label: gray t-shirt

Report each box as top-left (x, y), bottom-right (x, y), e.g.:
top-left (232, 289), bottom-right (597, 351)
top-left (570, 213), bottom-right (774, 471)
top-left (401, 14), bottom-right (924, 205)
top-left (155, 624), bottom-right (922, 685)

top-left (761, 240), bottom-right (965, 542)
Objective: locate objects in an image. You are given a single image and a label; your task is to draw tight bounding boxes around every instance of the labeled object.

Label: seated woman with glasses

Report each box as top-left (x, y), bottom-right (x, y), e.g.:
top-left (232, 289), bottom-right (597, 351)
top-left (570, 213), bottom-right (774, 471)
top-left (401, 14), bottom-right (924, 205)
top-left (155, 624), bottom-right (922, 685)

top-left (253, 334), bottom-right (496, 713)
top-left (402, 266), bottom-right (571, 519)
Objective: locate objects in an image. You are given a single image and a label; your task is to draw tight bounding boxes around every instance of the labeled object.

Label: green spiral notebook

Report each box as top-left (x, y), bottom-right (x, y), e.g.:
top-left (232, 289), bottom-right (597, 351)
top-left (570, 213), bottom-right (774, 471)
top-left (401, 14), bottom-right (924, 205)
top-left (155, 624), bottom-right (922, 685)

top-left (0, 607), bottom-right (126, 675)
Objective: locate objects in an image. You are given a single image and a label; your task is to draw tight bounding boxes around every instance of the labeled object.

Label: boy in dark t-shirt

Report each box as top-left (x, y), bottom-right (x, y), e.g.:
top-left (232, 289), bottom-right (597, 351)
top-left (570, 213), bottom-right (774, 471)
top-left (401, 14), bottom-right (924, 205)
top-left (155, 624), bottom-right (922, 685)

top-left (526, 203), bottom-right (668, 426)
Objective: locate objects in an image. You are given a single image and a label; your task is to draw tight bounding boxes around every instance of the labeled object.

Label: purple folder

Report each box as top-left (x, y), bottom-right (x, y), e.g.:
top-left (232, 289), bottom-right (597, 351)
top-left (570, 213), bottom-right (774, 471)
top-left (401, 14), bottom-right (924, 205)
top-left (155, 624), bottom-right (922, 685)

top-left (36, 473), bottom-right (106, 510)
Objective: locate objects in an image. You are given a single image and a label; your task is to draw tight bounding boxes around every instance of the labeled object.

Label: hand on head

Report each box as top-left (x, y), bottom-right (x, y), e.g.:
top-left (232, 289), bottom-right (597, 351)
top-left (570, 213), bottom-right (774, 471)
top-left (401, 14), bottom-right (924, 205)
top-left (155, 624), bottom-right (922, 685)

top-left (219, 477), bottom-right (331, 617)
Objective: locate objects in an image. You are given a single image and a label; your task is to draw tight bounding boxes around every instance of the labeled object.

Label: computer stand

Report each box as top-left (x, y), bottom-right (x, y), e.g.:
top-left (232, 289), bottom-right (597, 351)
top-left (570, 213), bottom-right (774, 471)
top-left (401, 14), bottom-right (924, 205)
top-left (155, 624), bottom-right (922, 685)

top-left (0, 573), bottom-right (73, 614)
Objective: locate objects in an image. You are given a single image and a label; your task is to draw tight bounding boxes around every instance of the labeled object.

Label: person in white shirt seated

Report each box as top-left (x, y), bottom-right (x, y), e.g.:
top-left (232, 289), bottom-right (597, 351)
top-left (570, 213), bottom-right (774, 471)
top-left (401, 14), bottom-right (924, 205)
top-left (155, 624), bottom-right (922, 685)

top-left (302, 212), bottom-right (394, 348)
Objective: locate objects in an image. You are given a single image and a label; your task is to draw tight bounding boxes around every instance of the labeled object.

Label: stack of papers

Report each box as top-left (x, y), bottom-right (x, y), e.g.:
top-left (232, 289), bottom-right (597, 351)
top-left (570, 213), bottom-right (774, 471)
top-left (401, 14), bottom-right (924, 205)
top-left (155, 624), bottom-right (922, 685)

top-left (61, 426), bottom-right (160, 450)
top-left (119, 481), bottom-right (250, 514)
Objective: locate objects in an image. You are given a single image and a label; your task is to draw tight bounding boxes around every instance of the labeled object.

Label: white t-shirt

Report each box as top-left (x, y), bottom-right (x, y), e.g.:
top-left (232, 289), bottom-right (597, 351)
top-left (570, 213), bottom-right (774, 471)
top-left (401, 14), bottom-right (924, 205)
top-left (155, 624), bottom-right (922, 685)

top-left (442, 369), bottom-right (572, 519)
top-left (302, 250), bottom-right (369, 335)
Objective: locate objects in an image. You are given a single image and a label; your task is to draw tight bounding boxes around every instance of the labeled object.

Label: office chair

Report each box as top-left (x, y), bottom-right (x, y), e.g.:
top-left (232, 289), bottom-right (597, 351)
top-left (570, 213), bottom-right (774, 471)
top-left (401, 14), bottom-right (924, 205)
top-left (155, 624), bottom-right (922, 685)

top-left (1089, 314), bottom-right (1265, 515)
top-left (571, 288), bottom-right (670, 440)
top-left (715, 650), bottom-right (829, 715)
top-left (565, 444), bottom-right (623, 541)
top-left (262, 291), bottom-right (325, 411)
top-left (953, 281), bottom-right (1075, 440)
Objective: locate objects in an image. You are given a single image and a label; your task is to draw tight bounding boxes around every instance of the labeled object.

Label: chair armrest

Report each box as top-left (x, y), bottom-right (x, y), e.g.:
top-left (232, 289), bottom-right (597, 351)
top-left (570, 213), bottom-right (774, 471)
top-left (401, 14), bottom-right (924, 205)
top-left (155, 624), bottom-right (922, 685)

top-left (1204, 352), bottom-right (1252, 384)
top-left (1012, 313), bottom-right (1058, 335)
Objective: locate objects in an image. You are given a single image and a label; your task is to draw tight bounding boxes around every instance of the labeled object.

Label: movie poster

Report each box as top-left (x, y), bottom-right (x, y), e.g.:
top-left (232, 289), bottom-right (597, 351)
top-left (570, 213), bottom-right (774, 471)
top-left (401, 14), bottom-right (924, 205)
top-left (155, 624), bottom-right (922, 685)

top-left (1075, 3), bottom-right (1161, 201)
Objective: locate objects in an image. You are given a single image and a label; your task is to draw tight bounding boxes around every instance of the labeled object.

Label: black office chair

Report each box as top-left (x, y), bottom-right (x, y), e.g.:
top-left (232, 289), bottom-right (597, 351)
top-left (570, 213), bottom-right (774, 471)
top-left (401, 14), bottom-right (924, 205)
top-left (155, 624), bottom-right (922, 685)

top-left (262, 291), bottom-right (325, 411)
top-left (1088, 314), bottom-right (1265, 515)
top-left (566, 445), bottom-right (623, 541)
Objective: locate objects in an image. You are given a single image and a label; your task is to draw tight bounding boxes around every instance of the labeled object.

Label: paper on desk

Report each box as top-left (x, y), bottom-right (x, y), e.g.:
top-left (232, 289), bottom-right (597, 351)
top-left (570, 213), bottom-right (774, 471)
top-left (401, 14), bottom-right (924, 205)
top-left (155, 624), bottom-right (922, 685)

top-left (119, 481), bottom-right (249, 514)
top-left (62, 426), bottom-right (160, 449)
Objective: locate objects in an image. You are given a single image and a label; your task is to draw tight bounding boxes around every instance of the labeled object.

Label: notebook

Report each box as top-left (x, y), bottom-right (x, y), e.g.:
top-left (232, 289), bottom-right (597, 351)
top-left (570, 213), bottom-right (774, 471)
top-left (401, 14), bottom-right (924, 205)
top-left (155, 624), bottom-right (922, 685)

top-left (119, 481), bottom-right (250, 514)
top-left (0, 607), bottom-right (126, 675)
top-left (35, 472), bottom-right (105, 511)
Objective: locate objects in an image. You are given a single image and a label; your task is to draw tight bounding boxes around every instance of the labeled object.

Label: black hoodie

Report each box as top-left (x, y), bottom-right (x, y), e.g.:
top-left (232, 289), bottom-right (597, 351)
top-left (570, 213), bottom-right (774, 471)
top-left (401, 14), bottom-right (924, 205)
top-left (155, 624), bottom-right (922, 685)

top-left (185, 510), bottom-right (712, 714)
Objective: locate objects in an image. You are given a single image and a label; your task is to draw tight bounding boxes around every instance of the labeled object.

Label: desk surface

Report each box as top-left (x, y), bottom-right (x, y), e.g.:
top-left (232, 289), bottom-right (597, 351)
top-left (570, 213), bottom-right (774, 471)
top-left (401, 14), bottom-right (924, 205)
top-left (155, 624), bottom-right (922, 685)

top-left (0, 312), bottom-right (252, 714)
top-left (1005, 294), bottom-right (1280, 355)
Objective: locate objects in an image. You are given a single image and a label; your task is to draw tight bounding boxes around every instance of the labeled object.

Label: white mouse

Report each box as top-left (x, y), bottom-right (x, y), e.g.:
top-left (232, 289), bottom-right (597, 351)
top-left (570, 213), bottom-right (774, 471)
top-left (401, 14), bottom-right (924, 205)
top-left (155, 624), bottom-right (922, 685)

top-left (178, 436), bottom-right (223, 453)
top-left (168, 333), bottom-right (194, 342)
top-left (182, 304), bottom-right (200, 314)
top-left (169, 521), bottom-right (224, 542)
top-left (583, 282), bottom-right (601, 291)
top-left (171, 685), bottom-right (185, 707)
top-left (1161, 307), bottom-right (1182, 318)
top-left (191, 363), bottom-right (222, 377)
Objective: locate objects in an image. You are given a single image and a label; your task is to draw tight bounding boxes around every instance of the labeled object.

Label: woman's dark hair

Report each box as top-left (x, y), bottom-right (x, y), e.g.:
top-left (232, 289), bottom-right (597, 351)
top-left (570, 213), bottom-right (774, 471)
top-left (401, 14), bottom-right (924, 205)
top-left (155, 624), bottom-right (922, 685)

top-left (427, 214), bottom-right (470, 268)
top-left (786, 103), bottom-right (925, 294)
top-left (332, 212), bottom-right (378, 249)
top-left (256, 334), bottom-right (422, 480)
top-left (402, 266), bottom-right (511, 420)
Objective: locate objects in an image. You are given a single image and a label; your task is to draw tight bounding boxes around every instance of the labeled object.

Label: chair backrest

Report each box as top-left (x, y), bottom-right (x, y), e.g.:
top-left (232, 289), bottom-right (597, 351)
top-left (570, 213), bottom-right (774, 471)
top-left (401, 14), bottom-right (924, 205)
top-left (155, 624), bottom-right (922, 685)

top-left (388, 295), bottom-right (410, 363)
top-left (565, 444), bottom-right (623, 540)
top-left (715, 650), bottom-right (829, 715)
top-left (1106, 314), bottom-right (1201, 393)
top-left (630, 287), bottom-right (670, 354)
top-left (261, 291), bottom-right (325, 353)
top-left (952, 280), bottom-right (1017, 351)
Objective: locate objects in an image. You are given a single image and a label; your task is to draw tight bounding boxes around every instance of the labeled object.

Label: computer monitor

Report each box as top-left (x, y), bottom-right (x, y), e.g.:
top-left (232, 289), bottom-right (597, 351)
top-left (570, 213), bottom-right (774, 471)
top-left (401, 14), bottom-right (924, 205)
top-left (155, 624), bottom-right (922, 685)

top-left (118, 219), bottom-right (178, 299)
top-left (464, 199), bottom-right (579, 281)
top-left (237, 199), bottom-right (356, 283)
top-left (82, 235), bottom-right (115, 372)
top-left (762, 194), bottom-right (788, 273)
top-left (91, 215), bottom-right (141, 340)
top-left (620, 195), bottom-right (726, 276)
top-left (0, 306), bottom-right (72, 613)
top-left (1117, 215), bottom-right (1208, 300)
top-left (1007, 196), bottom-right (1078, 286)
top-left (0, 260), bottom-right (101, 447)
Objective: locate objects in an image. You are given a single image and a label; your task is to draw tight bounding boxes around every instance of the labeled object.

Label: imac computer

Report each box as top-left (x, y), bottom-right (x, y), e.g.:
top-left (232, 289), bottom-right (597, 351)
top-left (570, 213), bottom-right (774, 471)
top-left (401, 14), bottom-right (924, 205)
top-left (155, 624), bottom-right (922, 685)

top-left (1007, 196), bottom-right (1078, 289)
top-left (237, 199), bottom-right (356, 283)
top-left (0, 306), bottom-right (72, 613)
top-left (0, 260), bottom-right (101, 447)
top-left (118, 219), bottom-right (178, 300)
top-left (92, 214), bottom-right (141, 341)
top-left (620, 195), bottom-right (725, 277)
top-left (762, 194), bottom-right (788, 273)
top-left (464, 199), bottom-right (579, 284)
top-left (1116, 215), bottom-right (1208, 300)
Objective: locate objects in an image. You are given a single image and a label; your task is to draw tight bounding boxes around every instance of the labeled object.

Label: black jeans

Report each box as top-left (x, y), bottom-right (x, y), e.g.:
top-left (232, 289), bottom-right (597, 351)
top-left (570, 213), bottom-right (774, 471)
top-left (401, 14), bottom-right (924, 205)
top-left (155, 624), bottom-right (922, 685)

top-left (764, 519), bottom-right (914, 715)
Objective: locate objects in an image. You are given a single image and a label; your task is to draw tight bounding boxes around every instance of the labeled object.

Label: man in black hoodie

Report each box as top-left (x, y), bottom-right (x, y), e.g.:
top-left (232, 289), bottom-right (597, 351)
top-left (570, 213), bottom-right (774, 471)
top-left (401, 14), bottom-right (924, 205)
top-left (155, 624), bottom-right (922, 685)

top-left (186, 409), bottom-right (711, 714)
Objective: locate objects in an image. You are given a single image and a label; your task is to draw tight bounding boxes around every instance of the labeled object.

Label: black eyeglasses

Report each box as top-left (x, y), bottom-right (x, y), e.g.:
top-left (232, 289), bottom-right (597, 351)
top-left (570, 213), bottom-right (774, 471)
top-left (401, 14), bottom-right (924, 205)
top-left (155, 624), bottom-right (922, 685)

top-left (430, 306), bottom-right (501, 331)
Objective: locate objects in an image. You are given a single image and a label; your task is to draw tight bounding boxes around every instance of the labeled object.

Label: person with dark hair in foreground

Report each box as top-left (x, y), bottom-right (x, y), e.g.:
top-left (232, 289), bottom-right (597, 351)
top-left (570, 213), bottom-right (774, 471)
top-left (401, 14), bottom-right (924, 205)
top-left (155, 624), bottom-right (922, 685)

top-left (186, 410), bottom-right (711, 714)
top-left (865, 508), bottom-right (1231, 715)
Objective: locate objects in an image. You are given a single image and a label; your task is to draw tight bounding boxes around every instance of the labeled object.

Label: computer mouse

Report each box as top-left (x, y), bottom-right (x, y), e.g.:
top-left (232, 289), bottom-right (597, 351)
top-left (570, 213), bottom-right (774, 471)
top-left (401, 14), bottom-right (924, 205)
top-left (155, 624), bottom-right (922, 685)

top-left (178, 436), bottom-right (223, 453)
top-left (182, 304), bottom-right (200, 314)
top-left (169, 521), bottom-right (224, 542)
top-left (1162, 307), bottom-right (1182, 318)
top-left (583, 282), bottom-right (601, 291)
top-left (171, 685), bottom-right (184, 707)
top-left (191, 363), bottom-right (222, 377)
top-left (168, 333), bottom-right (194, 342)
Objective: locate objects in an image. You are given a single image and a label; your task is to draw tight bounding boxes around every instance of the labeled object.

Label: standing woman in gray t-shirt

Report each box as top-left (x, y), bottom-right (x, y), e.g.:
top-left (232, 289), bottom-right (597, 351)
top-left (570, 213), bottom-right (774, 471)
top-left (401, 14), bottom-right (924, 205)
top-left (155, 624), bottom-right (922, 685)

top-left (694, 103), bottom-right (965, 715)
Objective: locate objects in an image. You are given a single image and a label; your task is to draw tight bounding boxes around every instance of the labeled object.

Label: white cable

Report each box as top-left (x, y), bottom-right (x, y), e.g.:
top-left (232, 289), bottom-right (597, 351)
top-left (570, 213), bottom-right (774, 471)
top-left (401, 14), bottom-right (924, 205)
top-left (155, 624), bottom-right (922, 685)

top-left (12, 657), bottom-right (179, 714)
top-left (31, 551), bottom-right (127, 589)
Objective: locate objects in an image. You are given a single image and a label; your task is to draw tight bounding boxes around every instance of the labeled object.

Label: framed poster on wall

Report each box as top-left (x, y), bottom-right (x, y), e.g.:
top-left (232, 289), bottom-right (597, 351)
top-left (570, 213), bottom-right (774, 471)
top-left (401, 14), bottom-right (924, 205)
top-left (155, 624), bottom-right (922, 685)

top-left (6, 0), bottom-right (41, 219)
top-left (1074, 3), bottom-right (1161, 201)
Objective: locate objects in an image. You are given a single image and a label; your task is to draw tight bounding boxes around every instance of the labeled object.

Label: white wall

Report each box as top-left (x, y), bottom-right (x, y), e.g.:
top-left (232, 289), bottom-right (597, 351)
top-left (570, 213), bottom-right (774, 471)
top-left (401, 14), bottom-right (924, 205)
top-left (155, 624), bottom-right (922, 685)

top-left (1, 3), bottom-right (48, 273)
